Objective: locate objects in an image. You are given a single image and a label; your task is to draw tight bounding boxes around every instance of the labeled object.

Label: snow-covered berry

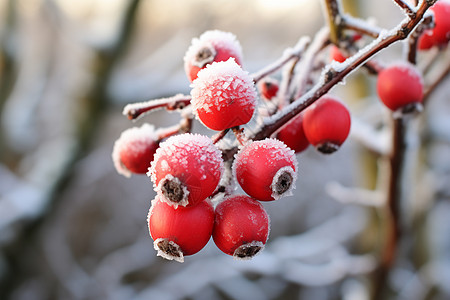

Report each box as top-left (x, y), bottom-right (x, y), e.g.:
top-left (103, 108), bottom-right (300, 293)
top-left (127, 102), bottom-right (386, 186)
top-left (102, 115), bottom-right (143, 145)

top-left (148, 196), bottom-right (214, 263)
top-left (149, 133), bottom-right (224, 207)
top-left (213, 195), bottom-right (270, 259)
top-left (303, 96), bottom-right (351, 154)
top-left (376, 62), bottom-right (423, 113)
top-left (184, 30), bottom-right (244, 82)
top-left (276, 112), bottom-right (310, 153)
top-left (112, 124), bottom-right (159, 177)
top-left (418, 0), bottom-right (450, 50)
top-left (233, 138), bottom-right (298, 201)
top-left (190, 58), bottom-right (258, 131)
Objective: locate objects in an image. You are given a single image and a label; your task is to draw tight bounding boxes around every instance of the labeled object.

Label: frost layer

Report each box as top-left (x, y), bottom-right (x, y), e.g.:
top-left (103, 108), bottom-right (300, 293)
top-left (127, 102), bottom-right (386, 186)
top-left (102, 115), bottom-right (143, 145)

top-left (148, 133), bottom-right (224, 206)
top-left (112, 123), bottom-right (158, 177)
top-left (190, 58), bottom-right (258, 130)
top-left (184, 30), bottom-right (243, 70)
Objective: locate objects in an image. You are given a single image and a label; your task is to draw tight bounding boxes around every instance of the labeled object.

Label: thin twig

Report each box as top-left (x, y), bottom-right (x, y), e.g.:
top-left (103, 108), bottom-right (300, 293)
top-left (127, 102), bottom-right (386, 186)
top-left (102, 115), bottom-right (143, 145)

top-left (232, 126), bottom-right (248, 146)
top-left (423, 58), bottom-right (450, 102)
top-left (342, 15), bottom-right (382, 38)
top-left (211, 128), bottom-right (230, 144)
top-left (251, 37), bottom-right (309, 83)
top-left (123, 94), bottom-right (192, 120)
top-left (392, 0), bottom-right (415, 16)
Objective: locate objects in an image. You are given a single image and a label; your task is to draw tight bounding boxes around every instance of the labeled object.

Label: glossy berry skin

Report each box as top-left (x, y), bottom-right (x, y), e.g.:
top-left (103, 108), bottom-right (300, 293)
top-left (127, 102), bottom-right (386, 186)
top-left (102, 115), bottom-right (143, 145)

top-left (418, 1), bottom-right (450, 50)
top-left (276, 113), bottom-right (310, 153)
top-left (184, 30), bottom-right (243, 82)
top-left (213, 195), bottom-right (269, 259)
top-left (112, 124), bottom-right (159, 177)
top-left (149, 133), bottom-right (224, 207)
top-left (190, 59), bottom-right (257, 131)
top-left (233, 138), bottom-right (297, 201)
top-left (303, 96), bottom-right (351, 154)
top-left (148, 197), bottom-right (214, 263)
top-left (258, 77), bottom-right (279, 100)
top-left (376, 63), bottom-right (423, 112)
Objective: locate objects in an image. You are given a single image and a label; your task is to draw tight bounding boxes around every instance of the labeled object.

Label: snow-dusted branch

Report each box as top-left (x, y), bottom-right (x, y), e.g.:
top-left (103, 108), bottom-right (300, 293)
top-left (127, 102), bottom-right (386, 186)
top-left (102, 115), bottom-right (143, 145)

top-left (252, 0), bottom-right (437, 141)
top-left (123, 94), bottom-right (192, 120)
top-left (392, 0), bottom-right (415, 16)
top-left (251, 37), bottom-right (310, 83)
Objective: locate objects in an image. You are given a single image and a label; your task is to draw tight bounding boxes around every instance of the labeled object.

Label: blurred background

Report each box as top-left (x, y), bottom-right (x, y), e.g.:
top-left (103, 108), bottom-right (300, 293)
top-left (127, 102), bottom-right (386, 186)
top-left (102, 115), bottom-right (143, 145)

top-left (0, 0), bottom-right (449, 299)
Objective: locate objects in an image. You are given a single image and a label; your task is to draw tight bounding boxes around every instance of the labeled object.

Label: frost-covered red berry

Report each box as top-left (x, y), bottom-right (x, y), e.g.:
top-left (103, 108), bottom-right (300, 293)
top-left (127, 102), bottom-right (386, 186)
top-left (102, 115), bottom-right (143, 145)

top-left (258, 77), bottom-right (279, 100)
top-left (376, 63), bottom-right (423, 113)
top-left (148, 196), bottom-right (214, 263)
top-left (184, 30), bottom-right (244, 82)
top-left (190, 58), bottom-right (258, 131)
top-left (233, 138), bottom-right (298, 201)
top-left (112, 124), bottom-right (159, 177)
top-left (303, 96), bottom-right (351, 154)
top-left (213, 195), bottom-right (269, 259)
top-left (276, 113), bottom-right (310, 153)
top-left (418, 0), bottom-right (450, 50)
top-left (149, 133), bottom-right (224, 207)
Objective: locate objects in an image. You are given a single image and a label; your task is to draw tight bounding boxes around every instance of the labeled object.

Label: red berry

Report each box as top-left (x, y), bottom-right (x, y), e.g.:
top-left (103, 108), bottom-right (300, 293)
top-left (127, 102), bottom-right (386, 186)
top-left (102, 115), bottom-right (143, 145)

top-left (190, 59), bottom-right (258, 131)
top-left (329, 35), bottom-right (362, 62)
top-left (149, 133), bottom-right (224, 207)
top-left (213, 195), bottom-right (270, 259)
top-left (112, 124), bottom-right (159, 177)
top-left (418, 30), bottom-right (435, 50)
top-left (276, 113), bottom-right (310, 153)
top-left (418, 0), bottom-right (450, 50)
top-left (330, 45), bottom-right (347, 63)
top-left (184, 30), bottom-right (244, 82)
top-left (233, 138), bottom-right (298, 201)
top-left (148, 196), bottom-right (214, 263)
top-left (258, 77), bottom-right (279, 100)
top-left (376, 63), bottom-right (423, 113)
top-left (303, 96), bottom-right (351, 154)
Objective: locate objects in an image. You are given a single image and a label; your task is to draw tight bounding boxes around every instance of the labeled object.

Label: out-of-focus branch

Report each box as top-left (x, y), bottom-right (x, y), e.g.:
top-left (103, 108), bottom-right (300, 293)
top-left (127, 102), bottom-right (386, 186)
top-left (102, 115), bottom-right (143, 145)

top-left (423, 54), bottom-right (450, 102)
top-left (251, 36), bottom-right (310, 83)
top-left (0, 0), bottom-right (18, 164)
top-left (392, 0), bottom-right (415, 16)
top-left (322, 0), bottom-right (344, 44)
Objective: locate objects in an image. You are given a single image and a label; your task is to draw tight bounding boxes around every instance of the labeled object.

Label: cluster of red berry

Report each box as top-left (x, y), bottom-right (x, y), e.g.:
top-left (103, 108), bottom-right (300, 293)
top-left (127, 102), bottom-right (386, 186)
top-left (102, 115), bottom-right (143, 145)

top-left (111, 0), bottom-right (450, 260)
